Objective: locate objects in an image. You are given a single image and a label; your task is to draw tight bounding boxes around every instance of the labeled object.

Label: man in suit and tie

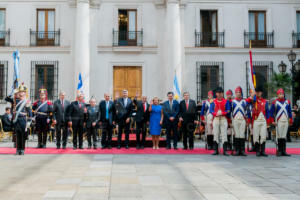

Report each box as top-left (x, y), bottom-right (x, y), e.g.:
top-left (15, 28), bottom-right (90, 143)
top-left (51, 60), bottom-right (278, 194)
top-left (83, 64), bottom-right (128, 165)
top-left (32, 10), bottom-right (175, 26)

top-left (134, 94), bottom-right (150, 149)
top-left (99, 93), bottom-right (115, 149)
top-left (163, 92), bottom-right (180, 150)
top-left (67, 92), bottom-right (87, 149)
top-left (179, 92), bottom-right (198, 150)
top-left (53, 91), bottom-right (70, 149)
top-left (115, 90), bottom-right (133, 149)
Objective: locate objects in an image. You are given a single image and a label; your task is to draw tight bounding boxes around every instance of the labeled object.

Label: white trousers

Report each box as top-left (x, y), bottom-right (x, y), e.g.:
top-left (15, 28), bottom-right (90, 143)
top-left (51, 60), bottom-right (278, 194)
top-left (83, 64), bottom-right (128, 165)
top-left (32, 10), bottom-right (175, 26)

top-left (213, 117), bottom-right (228, 144)
top-left (233, 118), bottom-right (246, 139)
top-left (205, 114), bottom-right (213, 136)
top-left (253, 119), bottom-right (267, 144)
top-left (276, 116), bottom-right (289, 140)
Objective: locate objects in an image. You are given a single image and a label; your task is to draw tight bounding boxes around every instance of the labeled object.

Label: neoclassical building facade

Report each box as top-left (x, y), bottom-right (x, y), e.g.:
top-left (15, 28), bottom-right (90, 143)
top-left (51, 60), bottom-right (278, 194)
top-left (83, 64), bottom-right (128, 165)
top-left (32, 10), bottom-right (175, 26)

top-left (0, 0), bottom-right (300, 111)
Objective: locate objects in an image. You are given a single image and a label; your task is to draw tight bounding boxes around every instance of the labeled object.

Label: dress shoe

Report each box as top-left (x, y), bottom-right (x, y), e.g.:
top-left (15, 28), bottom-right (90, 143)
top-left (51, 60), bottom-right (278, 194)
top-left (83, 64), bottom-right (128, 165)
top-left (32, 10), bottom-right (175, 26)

top-left (87, 146), bottom-right (91, 149)
top-left (62, 146), bottom-right (66, 149)
top-left (189, 147), bottom-right (194, 150)
top-left (166, 146), bottom-right (171, 150)
top-left (183, 147), bottom-right (188, 150)
top-left (93, 146), bottom-right (97, 149)
top-left (73, 147), bottom-right (77, 150)
top-left (125, 146), bottom-right (129, 149)
top-left (117, 146), bottom-right (121, 149)
top-left (140, 146), bottom-right (144, 149)
top-left (101, 146), bottom-right (106, 149)
top-left (79, 146), bottom-right (83, 150)
top-left (108, 146), bottom-right (112, 149)
top-left (174, 147), bottom-right (178, 150)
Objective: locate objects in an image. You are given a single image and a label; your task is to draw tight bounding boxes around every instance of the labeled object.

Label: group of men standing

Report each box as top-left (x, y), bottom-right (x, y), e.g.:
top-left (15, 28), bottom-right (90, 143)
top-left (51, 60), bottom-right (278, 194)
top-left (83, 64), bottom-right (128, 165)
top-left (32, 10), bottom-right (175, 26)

top-left (200, 86), bottom-right (293, 157)
top-left (5, 83), bottom-right (293, 157)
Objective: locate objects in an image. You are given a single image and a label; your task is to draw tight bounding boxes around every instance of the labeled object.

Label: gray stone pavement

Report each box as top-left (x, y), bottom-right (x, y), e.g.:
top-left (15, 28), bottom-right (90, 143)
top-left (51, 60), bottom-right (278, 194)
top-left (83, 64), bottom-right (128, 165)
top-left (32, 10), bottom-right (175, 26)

top-left (1, 139), bottom-right (300, 200)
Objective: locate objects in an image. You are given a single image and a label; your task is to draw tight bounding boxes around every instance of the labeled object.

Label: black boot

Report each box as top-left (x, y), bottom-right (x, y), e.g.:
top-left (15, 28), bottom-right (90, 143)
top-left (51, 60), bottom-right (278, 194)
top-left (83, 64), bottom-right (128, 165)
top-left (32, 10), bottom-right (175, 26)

top-left (233, 138), bottom-right (240, 156)
top-left (282, 139), bottom-right (291, 156)
top-left (260, 142), bottom-right (268, 157)
top-left (212, 142), bottom-right (219, 155)
top-left (227, 135), bottom-right (232, 151)
top-left (240, 139), bottom-right (247, 156)
top-left (208, 135), bottom-right (213, 150)
top-left (15, 150), bottom-right (20, 155)
top-left (255, 143), bottom-right (261, 157)
top-left (276, 139), bottom-right (283, 157)
top-left (223, 142), bottom-right (229, 156)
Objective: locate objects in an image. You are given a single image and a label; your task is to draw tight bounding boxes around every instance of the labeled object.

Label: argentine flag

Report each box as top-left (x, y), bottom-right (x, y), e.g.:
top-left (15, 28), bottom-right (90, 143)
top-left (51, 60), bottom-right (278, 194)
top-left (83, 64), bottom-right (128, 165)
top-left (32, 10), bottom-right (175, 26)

top-left (173, 73), bottom-right (181, 100)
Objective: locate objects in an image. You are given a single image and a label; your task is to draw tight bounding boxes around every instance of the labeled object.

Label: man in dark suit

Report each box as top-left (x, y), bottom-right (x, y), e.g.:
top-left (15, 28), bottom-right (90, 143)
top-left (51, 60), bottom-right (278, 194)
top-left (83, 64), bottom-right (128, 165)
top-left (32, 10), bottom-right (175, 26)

top-left (163, 92), bottom-right (180, 150)
top-left (115, 90), bottom-right (133, 149)
top-left (67, 92), bottom-right (87, 149)
top-left (133, 94), bottom-right (150, 149)
top-left (179, 92), bottom-right (198, 150)
top-left (86, 97), bottom-right (100, 149)
top-left (99, 93), bottom-right (115, 149)
top-left (53, 91), bottom-right (70, 149)
top-left (2, 107), bottom-right (12, 132)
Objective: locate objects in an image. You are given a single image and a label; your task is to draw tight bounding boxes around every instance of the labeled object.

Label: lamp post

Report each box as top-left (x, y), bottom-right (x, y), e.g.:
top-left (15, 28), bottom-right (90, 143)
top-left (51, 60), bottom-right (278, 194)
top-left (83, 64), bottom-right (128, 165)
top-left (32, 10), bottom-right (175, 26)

top-left (279, 50), bottom-right (300, 104)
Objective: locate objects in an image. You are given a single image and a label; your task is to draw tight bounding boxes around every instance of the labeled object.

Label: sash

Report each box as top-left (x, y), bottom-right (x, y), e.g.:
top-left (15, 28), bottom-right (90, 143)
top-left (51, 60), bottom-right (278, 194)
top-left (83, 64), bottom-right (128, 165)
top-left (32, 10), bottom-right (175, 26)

top-left (13, 99), bottom-right (27, 123)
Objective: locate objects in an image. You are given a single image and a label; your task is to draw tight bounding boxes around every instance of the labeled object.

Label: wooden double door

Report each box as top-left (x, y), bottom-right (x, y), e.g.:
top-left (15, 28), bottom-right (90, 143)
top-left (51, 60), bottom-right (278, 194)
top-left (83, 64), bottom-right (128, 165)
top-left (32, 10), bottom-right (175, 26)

top-left (113, 66), bottom-right (142, 99)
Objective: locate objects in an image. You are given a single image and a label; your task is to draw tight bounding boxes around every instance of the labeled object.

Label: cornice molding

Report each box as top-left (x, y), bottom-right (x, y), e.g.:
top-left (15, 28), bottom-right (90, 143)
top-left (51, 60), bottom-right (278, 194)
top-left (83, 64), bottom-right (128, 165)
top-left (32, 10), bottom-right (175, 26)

top-left (68, 0), bottom-right (100, 8)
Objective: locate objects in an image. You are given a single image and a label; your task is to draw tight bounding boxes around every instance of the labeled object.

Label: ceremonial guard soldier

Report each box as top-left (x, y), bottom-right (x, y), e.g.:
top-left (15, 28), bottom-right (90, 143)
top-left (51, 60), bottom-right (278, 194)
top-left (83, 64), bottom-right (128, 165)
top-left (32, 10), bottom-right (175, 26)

top-left (209, 87), bottom-right (231, 156)
top-left (32, 88), bottom-right (53, 148)
top-left (179, 92), bottom-right (197, 150)
top-left (226, 90), bottom-right (234, 151)
top-left (99, 93), bottom-right (115, 149)
top-left (200, 91), bottom-right (214, 150)
top-left (12, 83), bottom-right (32, 155)
top-left (231, 86), bottom-right (249, 156)
top-left (53, 91), bottom-right (70, 149)
top-left (115, 90), bottom-right (133, 149)
top-left (67, 92), bottom-right (87, 149)
top-left (133, 94), bottom-right (150, 149)
top-left (86, 97), bottom-right (100, 149)
top-left (249, 86), bottom-right (270, 157)
top-left (270, 88), bottom-right (293, 156)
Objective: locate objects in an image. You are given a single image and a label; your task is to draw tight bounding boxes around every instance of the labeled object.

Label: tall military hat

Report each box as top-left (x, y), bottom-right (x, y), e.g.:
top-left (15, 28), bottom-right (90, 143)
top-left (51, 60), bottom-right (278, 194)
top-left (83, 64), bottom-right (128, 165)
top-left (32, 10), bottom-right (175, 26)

top-left (255, 85), bottom-right (264, 92)
top-left (215, 87), bottom-right (224, 93)
top-left (18, 82), bottom-right (28, 92)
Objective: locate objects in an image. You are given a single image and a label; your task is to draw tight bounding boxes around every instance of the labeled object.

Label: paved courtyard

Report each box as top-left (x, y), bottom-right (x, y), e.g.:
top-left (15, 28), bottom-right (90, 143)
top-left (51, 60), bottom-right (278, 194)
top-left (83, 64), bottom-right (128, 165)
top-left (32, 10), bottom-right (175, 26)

top-left (1, 149), bottom-right (300, 200)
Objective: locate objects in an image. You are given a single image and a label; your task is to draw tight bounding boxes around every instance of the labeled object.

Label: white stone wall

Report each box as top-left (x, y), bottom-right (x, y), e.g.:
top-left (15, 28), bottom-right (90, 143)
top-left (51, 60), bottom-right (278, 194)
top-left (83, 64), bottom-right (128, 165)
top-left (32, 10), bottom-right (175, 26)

top-left (0, 0), bottom-right (300, 113)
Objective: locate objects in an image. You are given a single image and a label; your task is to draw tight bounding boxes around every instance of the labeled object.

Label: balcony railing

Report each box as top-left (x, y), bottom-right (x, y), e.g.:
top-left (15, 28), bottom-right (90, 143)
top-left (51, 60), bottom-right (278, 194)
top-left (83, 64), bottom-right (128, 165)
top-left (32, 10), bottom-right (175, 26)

top-left (30, 29), bottom-right (60, 46)
top-left (244, 31), bottom-right (274, 48)
top-left (195, 31), bottom-right (225, 47)
top-left (292, 31), bottom-right (300, 48)
top-left (0, 30), bottom-right (10, 46)
top-left (113, 29), bottom-right (143, 46)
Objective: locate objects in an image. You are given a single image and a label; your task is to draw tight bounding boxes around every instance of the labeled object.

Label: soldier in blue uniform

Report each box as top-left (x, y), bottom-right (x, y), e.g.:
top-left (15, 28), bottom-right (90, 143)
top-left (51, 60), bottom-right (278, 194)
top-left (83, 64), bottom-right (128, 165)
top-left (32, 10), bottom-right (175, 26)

top-left (12, 83), bottom-right (32, 155)
top-left (86, 97), bottom-right (100, 149)
top-left (32, 89), bottom-right (54, 148)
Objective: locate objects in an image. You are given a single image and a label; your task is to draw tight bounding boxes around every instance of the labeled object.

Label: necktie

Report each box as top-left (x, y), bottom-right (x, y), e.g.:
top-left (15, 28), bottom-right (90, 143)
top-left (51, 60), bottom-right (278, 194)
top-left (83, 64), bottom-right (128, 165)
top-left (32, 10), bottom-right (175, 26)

top-left (61, 100), bottom-right (64, 109)
top-left (106, 101), bottom-right (109, 119)
top-left (124, 98), bottom-right (127, 107)
top-left (143, 103), bottom-right (146, 112)
top-left (170, 101), bottom-right (172, 110)
top-left (79, 102), bottom-right (81, 108)
top-left (186, 101), bottom-right (189, 110)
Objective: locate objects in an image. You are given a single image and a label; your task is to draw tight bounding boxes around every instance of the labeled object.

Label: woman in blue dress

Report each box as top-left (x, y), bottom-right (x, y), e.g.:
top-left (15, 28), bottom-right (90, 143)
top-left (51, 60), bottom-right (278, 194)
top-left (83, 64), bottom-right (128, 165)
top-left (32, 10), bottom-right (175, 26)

top-left (149, 97), bottom-right (164, 149)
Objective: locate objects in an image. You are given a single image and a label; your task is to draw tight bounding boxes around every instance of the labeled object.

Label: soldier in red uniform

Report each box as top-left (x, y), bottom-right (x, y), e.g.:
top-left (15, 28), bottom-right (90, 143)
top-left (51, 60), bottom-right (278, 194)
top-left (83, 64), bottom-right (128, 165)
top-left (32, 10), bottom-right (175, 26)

top-left (209, 87), bottom-right (231, 156)
top-left (249, 86), bottom-right (270, 157)
top-left (32, 89), bottom-right (54, 148)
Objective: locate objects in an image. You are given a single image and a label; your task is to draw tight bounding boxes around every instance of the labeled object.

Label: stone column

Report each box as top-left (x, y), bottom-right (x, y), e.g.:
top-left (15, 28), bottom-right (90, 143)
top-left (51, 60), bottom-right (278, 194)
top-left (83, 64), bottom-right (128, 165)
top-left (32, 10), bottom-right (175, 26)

top-left (166, 0), bottom-right (183, 97)
top-left (74, 0), bottom-right (90, 99)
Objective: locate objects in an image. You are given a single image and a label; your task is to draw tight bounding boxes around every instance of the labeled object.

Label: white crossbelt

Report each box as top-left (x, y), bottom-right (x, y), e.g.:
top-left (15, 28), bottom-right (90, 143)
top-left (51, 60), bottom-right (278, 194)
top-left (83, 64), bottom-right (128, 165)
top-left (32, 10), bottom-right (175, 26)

top-left (205, 101), bottom-right (211, 116)
top-left (232, 99), bottom-right (245, 117)
top-left (275, 100), bottom-right (288, 122)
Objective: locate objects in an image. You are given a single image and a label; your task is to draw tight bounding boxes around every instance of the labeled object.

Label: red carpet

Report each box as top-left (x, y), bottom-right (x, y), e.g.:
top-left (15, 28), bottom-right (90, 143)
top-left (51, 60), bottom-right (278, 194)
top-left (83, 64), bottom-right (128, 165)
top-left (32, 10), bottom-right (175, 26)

top-left (1, 147), bottom-right (300, 155)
